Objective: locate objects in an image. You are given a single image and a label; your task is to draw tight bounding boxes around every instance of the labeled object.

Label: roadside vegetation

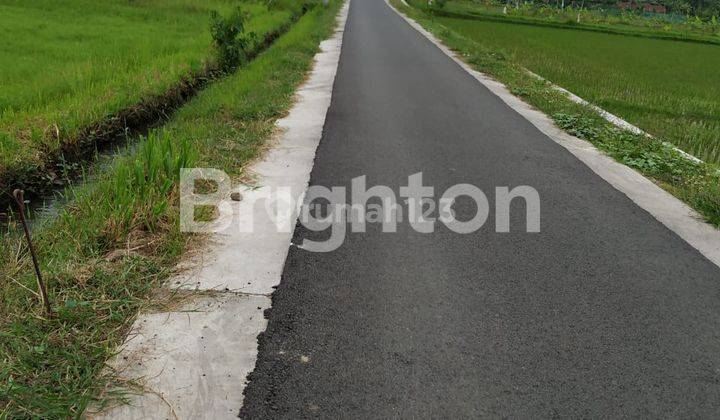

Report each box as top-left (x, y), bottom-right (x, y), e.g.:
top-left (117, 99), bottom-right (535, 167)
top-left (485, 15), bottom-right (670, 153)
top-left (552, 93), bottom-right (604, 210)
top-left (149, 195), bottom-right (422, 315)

top-left (393, 0), bottom-right (720, 227)
top-left (0, 0), bottom-right (341, 416)
top-left (0, 0), bottom-right (293, 206)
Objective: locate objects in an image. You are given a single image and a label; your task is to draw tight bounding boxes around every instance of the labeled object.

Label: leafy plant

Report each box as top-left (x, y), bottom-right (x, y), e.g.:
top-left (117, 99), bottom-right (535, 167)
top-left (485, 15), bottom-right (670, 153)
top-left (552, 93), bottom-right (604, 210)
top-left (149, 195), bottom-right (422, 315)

top-left (553, 112), bottom-right (601, 140)
top-left (210, 7), bottom-right (256, 70)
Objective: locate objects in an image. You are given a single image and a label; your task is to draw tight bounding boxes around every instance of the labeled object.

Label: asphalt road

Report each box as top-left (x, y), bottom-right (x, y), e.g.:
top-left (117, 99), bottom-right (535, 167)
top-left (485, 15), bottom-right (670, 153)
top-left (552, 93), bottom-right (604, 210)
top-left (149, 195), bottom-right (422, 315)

top-left (240, 0), bottom-right (720, 417)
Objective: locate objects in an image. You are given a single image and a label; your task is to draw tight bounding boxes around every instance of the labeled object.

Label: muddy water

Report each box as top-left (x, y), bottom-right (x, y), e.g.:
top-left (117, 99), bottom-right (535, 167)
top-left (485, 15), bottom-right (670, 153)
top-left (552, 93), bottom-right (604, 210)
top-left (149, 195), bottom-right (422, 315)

top-left (1, 134), bottom-right (141, 232)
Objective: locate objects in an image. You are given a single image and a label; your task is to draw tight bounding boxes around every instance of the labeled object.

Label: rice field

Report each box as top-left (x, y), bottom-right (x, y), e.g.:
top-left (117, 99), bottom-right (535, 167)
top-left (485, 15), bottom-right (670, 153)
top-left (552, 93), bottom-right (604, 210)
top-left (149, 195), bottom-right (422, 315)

top-left (435, 15), bottom-right (720, 164)
top-left (434, 0), bottom-right (720, 41)
top-left (0, 0), bottom-right (293, 183)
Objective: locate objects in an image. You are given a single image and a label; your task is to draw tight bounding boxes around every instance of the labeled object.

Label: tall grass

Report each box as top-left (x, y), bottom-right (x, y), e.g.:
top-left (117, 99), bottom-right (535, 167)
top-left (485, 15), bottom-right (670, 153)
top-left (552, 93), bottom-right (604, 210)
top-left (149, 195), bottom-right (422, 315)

top-left (0, 0), bottom-right (340, 416)
top-left (433, 15), bottom-right (720, 164)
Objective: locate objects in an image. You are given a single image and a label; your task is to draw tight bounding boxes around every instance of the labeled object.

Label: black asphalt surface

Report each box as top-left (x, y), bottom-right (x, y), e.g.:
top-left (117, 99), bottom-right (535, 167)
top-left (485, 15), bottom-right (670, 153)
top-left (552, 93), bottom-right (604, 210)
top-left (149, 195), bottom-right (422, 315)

top-left (240, 0), bottom-right (720, 417)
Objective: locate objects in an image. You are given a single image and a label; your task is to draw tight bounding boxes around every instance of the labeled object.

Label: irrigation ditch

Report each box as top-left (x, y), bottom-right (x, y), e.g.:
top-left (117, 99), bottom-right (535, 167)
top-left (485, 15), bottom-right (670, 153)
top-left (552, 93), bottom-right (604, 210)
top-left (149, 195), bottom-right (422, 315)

top-left (0, 7), bottom-right (307, 224)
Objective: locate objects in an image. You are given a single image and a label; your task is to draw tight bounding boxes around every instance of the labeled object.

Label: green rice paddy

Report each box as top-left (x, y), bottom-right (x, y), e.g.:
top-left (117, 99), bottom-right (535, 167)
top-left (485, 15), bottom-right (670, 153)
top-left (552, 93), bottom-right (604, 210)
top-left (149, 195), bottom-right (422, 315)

top-left (0, 0), bottom-right (292, 181)
top-left (436, 14), bottom-right (720, 164)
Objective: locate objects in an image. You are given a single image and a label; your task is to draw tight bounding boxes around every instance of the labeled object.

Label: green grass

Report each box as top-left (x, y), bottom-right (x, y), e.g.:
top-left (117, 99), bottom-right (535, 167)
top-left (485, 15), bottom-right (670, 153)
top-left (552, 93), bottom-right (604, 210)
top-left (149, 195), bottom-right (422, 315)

top-left (392, 0), bottom-right (720, 227)
top-left (420, 7), bottom-right (720, 165)
top-left (0, 0), bottom-right (341, 416)
top-left (0, 0), bottom-right (293, 191)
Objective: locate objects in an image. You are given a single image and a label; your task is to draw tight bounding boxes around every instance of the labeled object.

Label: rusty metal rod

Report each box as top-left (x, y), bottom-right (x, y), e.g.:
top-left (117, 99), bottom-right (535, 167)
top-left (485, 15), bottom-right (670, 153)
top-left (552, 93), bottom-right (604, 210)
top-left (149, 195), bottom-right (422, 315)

top-left (12, 189), bottom-right (52, 317)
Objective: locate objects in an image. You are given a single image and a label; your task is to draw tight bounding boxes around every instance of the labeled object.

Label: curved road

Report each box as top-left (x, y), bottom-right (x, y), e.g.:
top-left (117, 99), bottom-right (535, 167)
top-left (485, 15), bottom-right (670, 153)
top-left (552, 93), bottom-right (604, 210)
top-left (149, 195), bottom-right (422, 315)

top-left (241, 0), bottom-right (720, 417)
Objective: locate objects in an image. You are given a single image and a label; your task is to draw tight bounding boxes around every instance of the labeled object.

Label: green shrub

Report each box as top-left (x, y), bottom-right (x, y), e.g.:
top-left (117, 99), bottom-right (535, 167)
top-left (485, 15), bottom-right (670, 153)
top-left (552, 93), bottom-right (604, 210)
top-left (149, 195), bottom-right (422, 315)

top-left (210, 7), bottom-right (255, 70)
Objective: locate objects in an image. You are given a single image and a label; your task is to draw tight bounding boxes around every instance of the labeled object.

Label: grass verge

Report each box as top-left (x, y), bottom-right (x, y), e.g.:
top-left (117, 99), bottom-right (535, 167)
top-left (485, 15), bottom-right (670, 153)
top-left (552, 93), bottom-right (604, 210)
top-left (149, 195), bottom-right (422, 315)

top-left (0, 0), bottom-right (342, 416)
top-left (392, 0), bottom-right (720, 227)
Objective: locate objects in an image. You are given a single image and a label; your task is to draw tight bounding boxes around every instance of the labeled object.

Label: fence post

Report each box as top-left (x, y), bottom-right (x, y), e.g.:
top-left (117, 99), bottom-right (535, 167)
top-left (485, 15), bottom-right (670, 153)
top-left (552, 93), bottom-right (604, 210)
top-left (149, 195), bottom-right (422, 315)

top-left (13, 189), bottom-right (52, 317)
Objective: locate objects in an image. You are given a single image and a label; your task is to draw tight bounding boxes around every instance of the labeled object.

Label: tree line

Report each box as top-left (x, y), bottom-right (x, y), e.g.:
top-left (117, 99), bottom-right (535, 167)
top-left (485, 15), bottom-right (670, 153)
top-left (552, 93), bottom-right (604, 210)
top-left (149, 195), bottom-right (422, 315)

top-left (590, 0), bottom-right (720, 17)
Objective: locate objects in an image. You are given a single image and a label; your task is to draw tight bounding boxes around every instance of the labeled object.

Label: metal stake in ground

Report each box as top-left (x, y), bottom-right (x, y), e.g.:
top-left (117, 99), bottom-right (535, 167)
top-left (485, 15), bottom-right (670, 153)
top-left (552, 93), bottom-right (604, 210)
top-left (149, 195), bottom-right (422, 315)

top-left (13, 189), bottom-right (52, 317)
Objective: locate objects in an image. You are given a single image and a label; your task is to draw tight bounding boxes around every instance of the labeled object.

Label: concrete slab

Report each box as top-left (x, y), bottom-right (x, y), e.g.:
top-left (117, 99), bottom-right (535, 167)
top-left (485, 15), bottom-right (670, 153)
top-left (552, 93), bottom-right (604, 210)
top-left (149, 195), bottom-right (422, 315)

top-left (96, 294), bottom-right (270, 420)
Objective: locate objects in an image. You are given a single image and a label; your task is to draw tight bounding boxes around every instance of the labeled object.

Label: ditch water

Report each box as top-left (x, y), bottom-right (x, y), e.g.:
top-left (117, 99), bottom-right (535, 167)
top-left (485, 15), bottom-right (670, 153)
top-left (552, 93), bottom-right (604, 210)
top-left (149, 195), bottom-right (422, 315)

top-left (1, 131), bottom-right (144, 234)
